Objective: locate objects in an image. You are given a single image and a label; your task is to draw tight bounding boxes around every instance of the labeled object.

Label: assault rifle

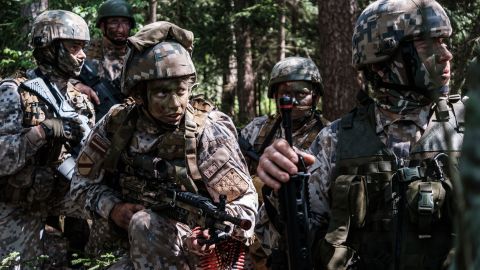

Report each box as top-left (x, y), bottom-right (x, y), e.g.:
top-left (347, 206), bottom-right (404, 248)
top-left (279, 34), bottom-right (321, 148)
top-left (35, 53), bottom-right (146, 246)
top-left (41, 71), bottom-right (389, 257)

top-left (20, 75), bottom-right (91, 180)
top-left (78, 60), bottom-right (124, 120)
top-left (277, 96), bottom-right (313, 270)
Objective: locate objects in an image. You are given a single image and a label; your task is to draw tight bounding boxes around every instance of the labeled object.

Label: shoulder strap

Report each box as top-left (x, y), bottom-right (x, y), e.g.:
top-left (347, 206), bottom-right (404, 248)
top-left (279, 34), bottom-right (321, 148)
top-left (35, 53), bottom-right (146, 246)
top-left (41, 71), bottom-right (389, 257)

top-left (103, 100), bottom-right (138, 172)
top-left (184, 97), bottom-right (215, 181)
top-left (256, 115), bottom-right (282, 155)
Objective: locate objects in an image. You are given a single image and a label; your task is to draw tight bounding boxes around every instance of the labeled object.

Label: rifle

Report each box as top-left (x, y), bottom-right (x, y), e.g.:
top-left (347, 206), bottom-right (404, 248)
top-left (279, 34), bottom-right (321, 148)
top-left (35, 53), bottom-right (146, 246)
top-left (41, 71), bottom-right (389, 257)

top-left (20, 75), bottom-right (91, 180)
top-left (78, 60), bottom-right (125, 120)
top-left (123, 177), bottom-right (252, 245)
top-left (158, 187), bottom-right (252, 245)
top-left (277, 96), bottom-right (313, 270)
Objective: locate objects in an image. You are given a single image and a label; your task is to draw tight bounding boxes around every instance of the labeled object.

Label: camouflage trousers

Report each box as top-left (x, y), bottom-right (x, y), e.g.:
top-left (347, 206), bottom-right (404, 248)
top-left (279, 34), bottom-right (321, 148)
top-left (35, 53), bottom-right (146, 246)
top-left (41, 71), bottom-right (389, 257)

top-left (105, 209), bottom-right (197, 270)
top-left (0, 192), bottom-right (87, 269)
top-left (105, 209), bottom-right (254, 270)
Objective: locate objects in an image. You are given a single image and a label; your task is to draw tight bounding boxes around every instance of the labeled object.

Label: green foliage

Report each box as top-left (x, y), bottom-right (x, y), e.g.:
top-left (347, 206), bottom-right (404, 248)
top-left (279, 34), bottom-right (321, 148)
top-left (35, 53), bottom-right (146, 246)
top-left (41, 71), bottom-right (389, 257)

top-left (0, 252), bottom-right (49, 269)
top-left (71, 252), bottom-right (119, 270)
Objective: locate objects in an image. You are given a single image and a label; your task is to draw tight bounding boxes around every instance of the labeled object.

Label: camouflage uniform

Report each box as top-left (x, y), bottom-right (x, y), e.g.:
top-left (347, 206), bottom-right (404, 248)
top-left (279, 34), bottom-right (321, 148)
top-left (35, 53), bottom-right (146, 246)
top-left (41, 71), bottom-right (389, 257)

top-left (240, 57), bottom-right (328, 268)
top-left (0, 10), bottom-right (94, 268)
top-left (71, 22), bottom-right (257, 270)
top-left (316, 1), bottom-right (462, 269)
top-left (84, 37), bottom-right (127, 83)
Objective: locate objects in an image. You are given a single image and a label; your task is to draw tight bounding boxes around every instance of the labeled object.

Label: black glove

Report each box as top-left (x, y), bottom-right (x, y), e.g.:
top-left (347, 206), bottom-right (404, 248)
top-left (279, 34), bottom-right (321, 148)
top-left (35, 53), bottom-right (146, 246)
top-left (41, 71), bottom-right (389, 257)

top-left (40, 118), bottom-right (84, 143)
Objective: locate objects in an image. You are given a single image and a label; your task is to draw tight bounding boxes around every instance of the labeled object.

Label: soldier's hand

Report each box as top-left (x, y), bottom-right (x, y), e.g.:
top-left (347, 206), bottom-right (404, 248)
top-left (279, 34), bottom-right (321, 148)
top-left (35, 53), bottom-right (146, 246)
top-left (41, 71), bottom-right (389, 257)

top-left (257, 138), bottom-right (315, 190)
top-left (184, 227), bottom-right (216, 256)
top-left (75, 82), bottom-right (100, 105)
top-left (40, 118), bottom-right (85, 143)
top-left (110, 202), bottom-right (145, 230)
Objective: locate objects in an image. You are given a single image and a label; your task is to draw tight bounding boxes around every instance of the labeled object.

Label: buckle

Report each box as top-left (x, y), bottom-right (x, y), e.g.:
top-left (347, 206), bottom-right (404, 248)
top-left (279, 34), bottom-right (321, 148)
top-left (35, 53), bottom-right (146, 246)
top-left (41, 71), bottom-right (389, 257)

top-left (418, 189), bottom-right (434, 214)
top-left (397, 167), bottom-right (422, 182)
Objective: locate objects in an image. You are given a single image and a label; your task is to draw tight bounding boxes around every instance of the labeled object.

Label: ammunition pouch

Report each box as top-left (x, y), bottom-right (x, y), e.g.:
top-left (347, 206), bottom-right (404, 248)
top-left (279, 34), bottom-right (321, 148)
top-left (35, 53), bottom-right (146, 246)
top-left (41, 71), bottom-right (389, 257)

top-left (317, 239), bottom-right (357, 270)
top-left (2, 166), bottom-right (55, 205)
top-left (320, 175), bottom-right (367, 269)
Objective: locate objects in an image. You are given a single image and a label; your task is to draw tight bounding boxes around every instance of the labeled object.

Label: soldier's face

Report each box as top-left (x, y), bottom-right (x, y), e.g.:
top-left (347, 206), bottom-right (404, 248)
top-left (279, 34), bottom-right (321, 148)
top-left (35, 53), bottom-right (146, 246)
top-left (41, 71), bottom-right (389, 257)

top-left (102, 17), bottom-right (131, 45)
top-left (58, 40), bottom-right (87, 76)
top-left (146, 77), bottom-right (191, 126)
top-left (413, 37), bottom-right (453, 89)
top-left (275, 81), bottom-right (315, 120)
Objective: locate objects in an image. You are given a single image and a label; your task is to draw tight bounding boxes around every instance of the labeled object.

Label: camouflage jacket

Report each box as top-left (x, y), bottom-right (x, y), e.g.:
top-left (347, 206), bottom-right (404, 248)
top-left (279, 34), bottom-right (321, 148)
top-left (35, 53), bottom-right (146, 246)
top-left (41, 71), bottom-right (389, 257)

top-left (71, 102), bottom-right (258, 243)
top-left (85, 37), bottom-right (127, 82)
top-left (240, 112), bottom-right (328, 255)
top-left (0, 68), bottom-right (94, 207)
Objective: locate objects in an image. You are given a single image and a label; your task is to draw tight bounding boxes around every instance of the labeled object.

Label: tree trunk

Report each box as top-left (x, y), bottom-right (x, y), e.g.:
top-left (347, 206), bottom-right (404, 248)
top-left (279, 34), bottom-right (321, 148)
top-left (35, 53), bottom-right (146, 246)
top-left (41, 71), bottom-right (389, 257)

top-left (317, 0), bottom-right (360, 120)
top-left (234, 0), bottom-right (255, 125)
top-left (19, 0), bottom-right (48, 50)
top-left (278, 0), bottom-right (286, 60)
top-left (222, 51), bottom-right (237, 117)
top-left (149, 0), bottom-right (158, 23)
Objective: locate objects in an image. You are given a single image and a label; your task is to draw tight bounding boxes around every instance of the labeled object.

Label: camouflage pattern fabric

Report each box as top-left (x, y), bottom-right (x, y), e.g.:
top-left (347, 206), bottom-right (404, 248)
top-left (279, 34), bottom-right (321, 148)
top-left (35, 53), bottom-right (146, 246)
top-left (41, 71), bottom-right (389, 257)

top-left (121, 40), bottom-right (195, 96)
top-left (240, 113), bottom-right (327, 263)
top-left (71, 103), bottom-right (257, 269)
top-left (31, 10), bottom-right (89, 48)
top-left (0, 67), bottom-right (94, 268)
top-left (352, 0), bottom-right (451, 68)
top-left (86, 37), bottom-right (127, 82)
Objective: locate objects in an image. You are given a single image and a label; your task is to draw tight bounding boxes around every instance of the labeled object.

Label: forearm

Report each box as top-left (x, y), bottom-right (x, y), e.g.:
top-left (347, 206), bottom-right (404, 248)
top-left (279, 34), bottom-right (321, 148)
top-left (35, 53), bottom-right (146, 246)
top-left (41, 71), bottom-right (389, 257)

top-left (70, 172), bottom-right (122, 219)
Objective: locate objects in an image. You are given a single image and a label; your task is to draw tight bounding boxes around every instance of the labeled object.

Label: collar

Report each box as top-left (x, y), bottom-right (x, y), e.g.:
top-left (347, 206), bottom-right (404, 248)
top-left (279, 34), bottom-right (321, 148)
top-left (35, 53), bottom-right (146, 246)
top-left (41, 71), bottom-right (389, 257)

top-left (374, 104), bottom-right (431, 135)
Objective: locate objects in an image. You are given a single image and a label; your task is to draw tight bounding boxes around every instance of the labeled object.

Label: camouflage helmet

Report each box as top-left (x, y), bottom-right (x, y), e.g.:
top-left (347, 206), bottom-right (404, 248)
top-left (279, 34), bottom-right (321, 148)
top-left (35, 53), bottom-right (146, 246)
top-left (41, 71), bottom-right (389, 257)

top-left (121, 41), bottom-right (196, 96)
top-left (268, 56), bottom-right (323, 98)
top-left (31, 10), bottom-right (90, 48)
top-left (352, 0), bottom-right (452, 69)
top-left (96, 0), bottom-right (135, 28)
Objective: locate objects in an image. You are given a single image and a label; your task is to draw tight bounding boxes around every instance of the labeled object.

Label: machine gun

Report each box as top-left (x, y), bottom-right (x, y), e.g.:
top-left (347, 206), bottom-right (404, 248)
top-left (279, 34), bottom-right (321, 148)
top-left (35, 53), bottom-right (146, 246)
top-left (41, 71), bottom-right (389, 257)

top-left (277, 96), bottom-right (313, 270)
top-left (78, 60), bottom-right (124, 120)
top-left (123, 176), bottom-right (252, 245)
top-left (20, 76), bottom-right (91, 181)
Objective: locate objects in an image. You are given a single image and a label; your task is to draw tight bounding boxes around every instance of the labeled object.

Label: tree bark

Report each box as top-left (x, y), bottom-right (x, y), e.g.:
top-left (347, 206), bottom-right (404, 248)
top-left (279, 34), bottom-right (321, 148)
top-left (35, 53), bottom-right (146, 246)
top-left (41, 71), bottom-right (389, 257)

top-left (317, 0), bottom-right (360, 120)
top-left (278, 0), bottom-right (286, 61)
top-left (221, 0), bottom-right (237, 117)
top-left (234, 0), bottom-right (255, 125)
top-left (149, 0), bottom-right (158, 23)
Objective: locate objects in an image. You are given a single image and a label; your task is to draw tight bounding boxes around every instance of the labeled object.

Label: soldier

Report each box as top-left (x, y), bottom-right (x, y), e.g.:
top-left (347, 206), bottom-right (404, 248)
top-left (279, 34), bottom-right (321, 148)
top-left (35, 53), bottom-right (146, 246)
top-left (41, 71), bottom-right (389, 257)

top-left (71, 21), bottom-right (257, 269)
top-left (0, 10), bottom-right (94, 267)
top-left (72, 0), bottom-right (135, 119)
top-left (257, 0), bottom-right (463, 269)
top-left (239, 57), bottom-right (328, 268)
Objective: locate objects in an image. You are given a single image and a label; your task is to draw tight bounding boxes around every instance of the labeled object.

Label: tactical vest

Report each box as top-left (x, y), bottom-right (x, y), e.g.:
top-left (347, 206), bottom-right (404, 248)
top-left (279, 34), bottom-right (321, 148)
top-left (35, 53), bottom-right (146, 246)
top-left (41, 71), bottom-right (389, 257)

top-left (321, 99), bottom-right (464, 270)
top-left (102, 97), bottom-right (214, 206)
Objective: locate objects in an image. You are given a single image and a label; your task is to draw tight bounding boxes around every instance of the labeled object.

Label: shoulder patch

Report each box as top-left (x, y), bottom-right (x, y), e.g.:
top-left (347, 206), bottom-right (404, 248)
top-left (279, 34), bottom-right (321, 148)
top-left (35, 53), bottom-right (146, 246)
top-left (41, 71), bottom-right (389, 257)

top-left (78, 133), bottom-right (111, 177)
top-left (77, 152), bottom-right (94, 176)
top-left (213, 167), bottom-right (249, 202)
